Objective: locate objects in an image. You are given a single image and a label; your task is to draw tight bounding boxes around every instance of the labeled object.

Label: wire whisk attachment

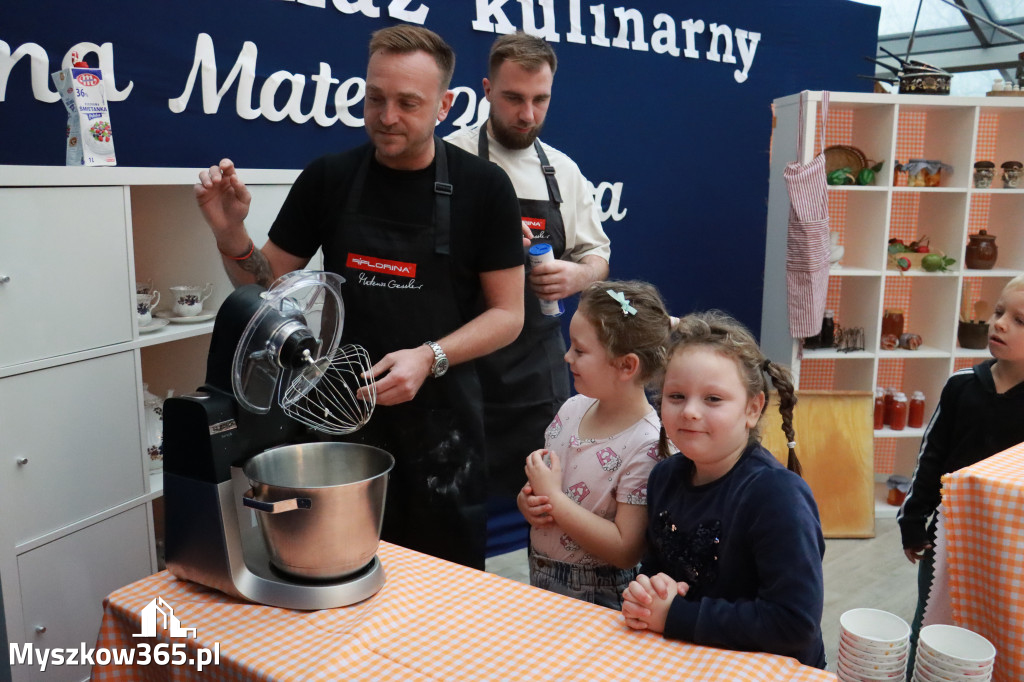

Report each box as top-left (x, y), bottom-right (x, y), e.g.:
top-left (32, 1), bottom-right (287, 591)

top-left (282, 344), bottom-right (376, 435)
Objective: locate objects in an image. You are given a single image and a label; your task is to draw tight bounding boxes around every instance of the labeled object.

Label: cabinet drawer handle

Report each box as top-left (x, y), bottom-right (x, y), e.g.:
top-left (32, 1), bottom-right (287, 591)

top-left (35, 625), bottom-right (46, 634)
top-left (0, 275), bottom-right (9, 284)
top-left (16, 457), bottom-right (28, 466)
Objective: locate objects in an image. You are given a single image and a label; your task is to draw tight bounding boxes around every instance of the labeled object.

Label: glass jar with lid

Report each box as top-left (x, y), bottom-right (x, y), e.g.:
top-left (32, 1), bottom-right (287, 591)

top-left (882, 309), bottom-right (905, 338)
top-left (890, 392), bottom-right (909, 431)
top-left (973, 161), bottom-right (995, 188)
top-left (908, 391), bottom-right (926, 428)
top-left (1001, 160), bottom-right (1023, 188)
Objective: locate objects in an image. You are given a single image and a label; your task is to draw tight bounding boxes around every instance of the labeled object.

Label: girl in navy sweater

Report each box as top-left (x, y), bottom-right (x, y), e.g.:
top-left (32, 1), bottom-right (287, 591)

top-left (621, 311), bottom-right (826, 669)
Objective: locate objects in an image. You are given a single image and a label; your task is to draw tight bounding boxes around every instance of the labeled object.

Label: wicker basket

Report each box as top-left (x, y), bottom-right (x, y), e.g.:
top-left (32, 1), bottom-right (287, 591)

top-left (824, 145), bottom-right (868, 174)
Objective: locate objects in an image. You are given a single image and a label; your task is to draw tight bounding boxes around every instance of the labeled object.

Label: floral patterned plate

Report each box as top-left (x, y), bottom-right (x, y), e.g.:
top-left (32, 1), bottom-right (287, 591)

top-left (154, 309), bottom-right (217, 324)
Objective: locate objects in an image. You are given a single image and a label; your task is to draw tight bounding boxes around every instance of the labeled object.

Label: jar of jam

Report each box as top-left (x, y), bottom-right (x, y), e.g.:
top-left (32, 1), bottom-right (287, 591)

top-left (886, 475), bottom-right (910, 506)
top-left (882, 309), bottom-right (905, 339)
top-left (883, 387), bottom-right (896, 426)
top-left (908, 391), bottom-right (926, 428)
top-left (890, 392), bottom-right (909, 431)
top-left (965, 230), bottom-right (998, 270)
top-left (874, 387), bottom-right (885, 430)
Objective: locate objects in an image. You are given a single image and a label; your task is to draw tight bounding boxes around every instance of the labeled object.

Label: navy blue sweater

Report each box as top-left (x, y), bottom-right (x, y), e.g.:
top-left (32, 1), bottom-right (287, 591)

top-left (642, 444), bottom-right (827, 669)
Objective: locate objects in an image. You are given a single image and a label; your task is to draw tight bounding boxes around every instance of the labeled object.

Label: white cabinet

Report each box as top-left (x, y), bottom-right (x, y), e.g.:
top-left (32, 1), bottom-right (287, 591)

top-left (762, 91), bottom-right (1022, 502)
top-left (0, 166), bottom-right (299, 681)
top-left (0, 353), bottom-right (145, 545)
top-left (0, 187), bottom-right (131, 366)
top-left (15, 506), bottom-right (153, 682)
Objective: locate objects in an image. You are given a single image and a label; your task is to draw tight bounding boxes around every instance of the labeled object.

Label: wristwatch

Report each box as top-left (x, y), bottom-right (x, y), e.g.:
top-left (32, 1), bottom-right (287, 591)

top-left (425, 341), bottom-right (449, 378)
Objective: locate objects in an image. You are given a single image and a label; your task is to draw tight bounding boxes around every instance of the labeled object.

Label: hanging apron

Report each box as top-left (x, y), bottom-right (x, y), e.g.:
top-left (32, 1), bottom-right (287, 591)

top-left (784, 91), bottom-right (831, 340)
top-left (476, 131), bottom-right (570, 503)
top-left (326, 137), bottom-right (487, 569)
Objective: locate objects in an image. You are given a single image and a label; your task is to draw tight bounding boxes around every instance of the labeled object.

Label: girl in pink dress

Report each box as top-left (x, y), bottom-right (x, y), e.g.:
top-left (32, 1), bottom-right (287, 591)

top-left (517, 280), bottom-right (671, 608)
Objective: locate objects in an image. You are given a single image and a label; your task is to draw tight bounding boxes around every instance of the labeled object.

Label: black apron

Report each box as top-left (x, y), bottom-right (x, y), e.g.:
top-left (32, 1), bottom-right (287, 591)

top-left (327, 137), bottom-right (487, 569)
top-left (476, 131), bottom-right (571, 501)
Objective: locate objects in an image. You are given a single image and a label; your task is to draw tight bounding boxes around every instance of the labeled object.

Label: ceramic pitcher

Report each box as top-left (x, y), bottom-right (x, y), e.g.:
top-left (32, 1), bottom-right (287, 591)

top-left (136, 291), bottom-right (160, 325)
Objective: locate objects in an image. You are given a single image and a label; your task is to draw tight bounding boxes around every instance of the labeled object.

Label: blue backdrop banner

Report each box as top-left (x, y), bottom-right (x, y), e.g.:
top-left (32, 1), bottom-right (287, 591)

top-left (1, 0), bottom-right (879, 332)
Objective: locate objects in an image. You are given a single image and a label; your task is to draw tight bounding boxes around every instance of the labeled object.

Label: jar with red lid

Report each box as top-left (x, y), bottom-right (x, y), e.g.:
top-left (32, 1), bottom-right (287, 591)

top-left (882, 309), bottom-right (905, 339)
top-left (965, 230), bottom-right (998, 270)
top-left (908, 391), bottom-right (926, 428)
top-left (890, 392), bottom-right (909, 431)
top-left (874, 387), bottom-right (885, 430)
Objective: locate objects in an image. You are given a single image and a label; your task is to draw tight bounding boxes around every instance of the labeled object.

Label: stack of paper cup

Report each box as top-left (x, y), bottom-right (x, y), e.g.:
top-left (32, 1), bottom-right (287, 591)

top-left (837, 608), bottom-right (911, 681)
top-left (914, 624), bottom-right (995, 682)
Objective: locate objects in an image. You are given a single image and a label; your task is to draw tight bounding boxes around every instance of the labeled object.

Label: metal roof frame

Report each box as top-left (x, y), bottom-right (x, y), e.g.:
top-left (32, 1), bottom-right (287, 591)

top-left (875, 0), bottom-right (1024, 79)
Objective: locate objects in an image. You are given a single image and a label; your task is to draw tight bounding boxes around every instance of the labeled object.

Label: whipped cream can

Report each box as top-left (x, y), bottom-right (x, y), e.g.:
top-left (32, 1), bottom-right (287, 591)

top-left (528, 243), bottom-right (563, 317)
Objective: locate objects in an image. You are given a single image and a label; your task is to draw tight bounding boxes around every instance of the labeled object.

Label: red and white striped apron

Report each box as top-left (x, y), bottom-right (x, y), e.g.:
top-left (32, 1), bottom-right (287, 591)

top-left (783, 92), bottom-right (831, 339)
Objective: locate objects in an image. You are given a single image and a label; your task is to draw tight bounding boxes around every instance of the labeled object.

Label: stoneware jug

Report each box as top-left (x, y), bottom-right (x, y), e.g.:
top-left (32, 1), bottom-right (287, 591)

top-left (965, 230), bottom-right (997, 270)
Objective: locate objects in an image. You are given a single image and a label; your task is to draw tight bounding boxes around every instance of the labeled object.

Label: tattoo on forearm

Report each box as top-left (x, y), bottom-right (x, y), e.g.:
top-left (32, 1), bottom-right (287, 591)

top-left (238, 249), bottom-right (274, 288)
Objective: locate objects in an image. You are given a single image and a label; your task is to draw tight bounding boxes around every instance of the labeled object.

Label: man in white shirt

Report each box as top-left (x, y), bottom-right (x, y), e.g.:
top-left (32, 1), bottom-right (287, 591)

top-left (446, 33), bottom-right (611, 550)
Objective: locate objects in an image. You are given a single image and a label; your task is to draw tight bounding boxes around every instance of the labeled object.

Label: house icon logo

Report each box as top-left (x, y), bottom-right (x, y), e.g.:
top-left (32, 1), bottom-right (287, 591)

top-left (133, 597), bottom-right (197, 639)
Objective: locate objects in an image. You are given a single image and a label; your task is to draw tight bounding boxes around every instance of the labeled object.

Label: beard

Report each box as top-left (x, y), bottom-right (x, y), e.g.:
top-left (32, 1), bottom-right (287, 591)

top-left (489, 115), bottom-right (543, 150)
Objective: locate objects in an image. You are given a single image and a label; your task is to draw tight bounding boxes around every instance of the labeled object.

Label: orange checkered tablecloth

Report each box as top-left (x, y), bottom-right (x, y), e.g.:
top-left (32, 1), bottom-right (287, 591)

top-left (91, 542), bottom-right (835, 681)
top-left (942, 441), bottom-right (1024, 682)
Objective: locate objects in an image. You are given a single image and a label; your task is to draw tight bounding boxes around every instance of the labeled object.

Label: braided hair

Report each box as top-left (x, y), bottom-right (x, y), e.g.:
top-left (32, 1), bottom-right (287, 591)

top-left (655, 310), bottom-right (802, 475)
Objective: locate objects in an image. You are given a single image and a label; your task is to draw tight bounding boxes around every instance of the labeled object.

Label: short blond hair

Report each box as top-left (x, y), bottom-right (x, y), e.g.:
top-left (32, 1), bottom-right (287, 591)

top-left (369, 25), bottom-right (455, 91)
top-left (1003, 273), bottom-right (1024, 294)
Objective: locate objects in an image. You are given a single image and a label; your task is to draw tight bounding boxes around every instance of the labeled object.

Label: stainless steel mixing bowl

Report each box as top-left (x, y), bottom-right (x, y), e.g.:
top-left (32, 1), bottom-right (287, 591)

top-left (242, 442), bottom-right (393, 579)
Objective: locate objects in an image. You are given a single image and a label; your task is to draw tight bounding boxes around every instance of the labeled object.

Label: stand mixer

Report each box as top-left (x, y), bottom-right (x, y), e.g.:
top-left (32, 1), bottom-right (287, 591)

top-left (162, 271), bottom-right (388, 610)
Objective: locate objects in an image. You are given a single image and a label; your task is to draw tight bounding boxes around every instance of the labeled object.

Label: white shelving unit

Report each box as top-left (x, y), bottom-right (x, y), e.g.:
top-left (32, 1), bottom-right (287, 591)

top-left (0, 165), bottom-right (300, 681)
top-left (762, 91), bottom-right (1022, 515)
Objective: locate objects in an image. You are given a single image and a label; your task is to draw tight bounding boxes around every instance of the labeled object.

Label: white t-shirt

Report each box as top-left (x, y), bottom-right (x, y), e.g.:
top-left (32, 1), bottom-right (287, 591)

top-left (530, 394), bottom-right (661, 566)
top-left (445, 126), bottom-right (611, 263)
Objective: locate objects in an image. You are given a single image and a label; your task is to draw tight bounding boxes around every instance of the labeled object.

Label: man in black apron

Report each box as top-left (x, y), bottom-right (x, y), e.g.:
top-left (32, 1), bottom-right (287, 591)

top-left (195, 26), bottom-right (525, 570)
top-left (446, 33), bottom-right (611, 554)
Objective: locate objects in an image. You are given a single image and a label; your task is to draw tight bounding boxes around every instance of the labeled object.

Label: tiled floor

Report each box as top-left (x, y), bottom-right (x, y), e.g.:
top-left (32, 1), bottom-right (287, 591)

top-left (484, 516), bottom-right (918, 675)
top-left (485, 548), bottom-right (529, 585)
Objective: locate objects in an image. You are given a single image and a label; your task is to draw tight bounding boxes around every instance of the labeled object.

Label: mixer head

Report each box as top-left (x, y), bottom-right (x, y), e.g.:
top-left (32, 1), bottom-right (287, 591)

top-left (229, 270), bottom-right (375, 434)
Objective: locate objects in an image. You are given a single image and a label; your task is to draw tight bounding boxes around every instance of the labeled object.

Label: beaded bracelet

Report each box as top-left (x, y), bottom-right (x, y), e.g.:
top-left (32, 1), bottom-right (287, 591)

top-left (221, 239), bottom-right (255, 261)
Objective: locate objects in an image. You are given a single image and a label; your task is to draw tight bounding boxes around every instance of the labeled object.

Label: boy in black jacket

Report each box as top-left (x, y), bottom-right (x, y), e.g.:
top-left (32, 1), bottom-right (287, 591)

top-left (899, 274), bottom-right (1024, 668)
